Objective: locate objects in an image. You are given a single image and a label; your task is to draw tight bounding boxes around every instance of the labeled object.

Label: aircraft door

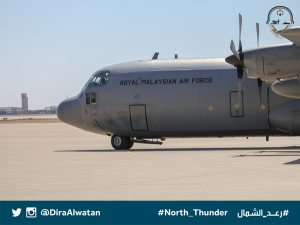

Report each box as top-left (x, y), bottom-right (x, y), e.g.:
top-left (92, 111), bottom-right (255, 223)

top-left (129, 105), bottom-right (148, 131)
top-left (230, 91), bottom-right (244, 117)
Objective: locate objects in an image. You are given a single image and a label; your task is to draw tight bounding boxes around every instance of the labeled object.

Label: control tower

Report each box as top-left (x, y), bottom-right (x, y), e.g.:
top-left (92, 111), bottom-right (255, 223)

top-left (21, 93), bottom-right (28, 111)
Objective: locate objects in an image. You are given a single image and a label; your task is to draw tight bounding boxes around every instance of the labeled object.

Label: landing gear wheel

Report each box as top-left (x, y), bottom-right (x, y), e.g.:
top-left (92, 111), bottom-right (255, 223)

top-left (111, 135), bottom-right (130, 150)
top-left (125, 140), bottom-right (134, 150)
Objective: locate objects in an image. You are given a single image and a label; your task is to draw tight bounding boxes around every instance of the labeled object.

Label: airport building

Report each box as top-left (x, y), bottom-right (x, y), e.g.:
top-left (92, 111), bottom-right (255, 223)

top-left (0, 93), bottom-right (57, 115)
top-left (44, 106), bottom-right (58, 114)
top-left (0, 107), bottom-right (24, 115)
top-left (28, 106), bottom-right (58, 115)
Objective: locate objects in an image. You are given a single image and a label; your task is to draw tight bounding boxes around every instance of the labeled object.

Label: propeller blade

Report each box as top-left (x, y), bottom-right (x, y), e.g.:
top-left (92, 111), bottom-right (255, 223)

top-left (230, 40), bottom-right (240, 60)
top-left (256, 23), bottom-right (259, 47)
top-left (237, 67), bottom-right (243, 105)
top-left (257, 78), bottom-right (262, 109)
top-left (238, 14), bottom-right (242, 51)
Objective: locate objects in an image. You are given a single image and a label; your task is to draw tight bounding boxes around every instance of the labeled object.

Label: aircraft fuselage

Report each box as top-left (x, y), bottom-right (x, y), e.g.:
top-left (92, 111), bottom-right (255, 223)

top-left (59, 58), bottom-right (296, 139)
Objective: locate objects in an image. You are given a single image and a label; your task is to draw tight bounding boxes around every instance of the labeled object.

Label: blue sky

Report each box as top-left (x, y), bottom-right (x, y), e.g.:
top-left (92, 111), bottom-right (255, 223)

top-left (0, 0), bottom-right (299, 109)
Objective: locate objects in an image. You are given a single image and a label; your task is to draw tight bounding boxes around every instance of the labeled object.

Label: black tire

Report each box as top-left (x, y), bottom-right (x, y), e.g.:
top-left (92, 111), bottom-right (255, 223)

top-left (111, 135), bottom-right (130, 150)
top-left (125, 140), bottom-right (134, 150)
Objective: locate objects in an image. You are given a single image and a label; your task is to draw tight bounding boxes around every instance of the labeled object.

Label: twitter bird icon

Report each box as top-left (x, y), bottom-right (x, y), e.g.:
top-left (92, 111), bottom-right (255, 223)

top-left (12, 208), bottom-right (22, 217)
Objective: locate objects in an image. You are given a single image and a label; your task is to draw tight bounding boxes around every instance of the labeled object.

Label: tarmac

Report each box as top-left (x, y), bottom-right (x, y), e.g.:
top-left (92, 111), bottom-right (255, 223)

top-left (0, 115), bottom-right (299, 200)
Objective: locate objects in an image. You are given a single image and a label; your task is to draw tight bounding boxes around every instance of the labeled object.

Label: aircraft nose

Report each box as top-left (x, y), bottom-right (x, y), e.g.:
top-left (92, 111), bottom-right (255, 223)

top-left (57, 96), bottom-right (83, 129)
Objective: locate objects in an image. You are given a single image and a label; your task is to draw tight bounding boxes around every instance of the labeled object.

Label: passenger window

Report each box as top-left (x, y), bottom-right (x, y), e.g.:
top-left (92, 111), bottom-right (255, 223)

top-left (88, 70), bottom-right (110, 86)
top-left (86, 93), bottom-right (90, 105)
top-left (91, 93), bottom-right (97, 104)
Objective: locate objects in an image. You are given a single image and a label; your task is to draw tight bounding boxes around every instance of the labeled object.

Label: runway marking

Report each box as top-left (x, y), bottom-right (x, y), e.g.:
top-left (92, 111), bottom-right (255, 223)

top-left (126, 150), bottom-right (141, 155)
top-left (233, 151), bottom-right (300, 158)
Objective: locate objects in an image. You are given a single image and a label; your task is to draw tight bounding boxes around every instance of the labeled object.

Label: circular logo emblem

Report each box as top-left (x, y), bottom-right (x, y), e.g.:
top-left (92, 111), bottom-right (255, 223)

top-left (134, 94), bottom-right (140, 101)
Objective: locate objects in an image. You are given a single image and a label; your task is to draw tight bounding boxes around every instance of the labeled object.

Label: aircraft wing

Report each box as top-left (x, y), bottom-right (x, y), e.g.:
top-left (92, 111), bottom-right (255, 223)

top-left (277, 26), bottom-right (300, 47)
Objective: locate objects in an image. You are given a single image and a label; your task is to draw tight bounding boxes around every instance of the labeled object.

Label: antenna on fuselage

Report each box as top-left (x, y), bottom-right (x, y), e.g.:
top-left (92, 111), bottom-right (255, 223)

top-left (175, 54), bottom-right (178, 59)
top-left (152, 52), bottom-right (159, 59)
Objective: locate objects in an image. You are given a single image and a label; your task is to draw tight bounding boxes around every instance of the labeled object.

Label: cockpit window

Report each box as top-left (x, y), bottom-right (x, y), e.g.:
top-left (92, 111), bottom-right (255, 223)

top-left (85, 75), bottom-right (94, 86)
top-left (89, 70), bottom-right (110, 86)
top-left (78, 70), bottom-right (110, 99)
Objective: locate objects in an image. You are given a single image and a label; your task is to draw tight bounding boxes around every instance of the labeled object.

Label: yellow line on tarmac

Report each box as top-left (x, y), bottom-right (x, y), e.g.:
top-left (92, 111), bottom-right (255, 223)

top-left (127, 150), bottom-right (140, 155)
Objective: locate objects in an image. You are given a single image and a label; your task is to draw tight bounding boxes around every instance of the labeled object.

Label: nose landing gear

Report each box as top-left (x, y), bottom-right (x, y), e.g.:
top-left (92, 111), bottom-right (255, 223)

top-left (111, 135), bottom-right (134, 150)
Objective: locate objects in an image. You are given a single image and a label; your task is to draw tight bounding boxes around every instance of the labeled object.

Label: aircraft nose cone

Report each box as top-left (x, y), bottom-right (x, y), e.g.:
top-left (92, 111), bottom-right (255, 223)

top-left (57, 96), bottom-right (83, 129)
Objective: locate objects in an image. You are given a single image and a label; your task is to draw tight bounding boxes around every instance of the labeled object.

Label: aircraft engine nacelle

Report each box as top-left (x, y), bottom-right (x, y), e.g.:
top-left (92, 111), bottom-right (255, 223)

top-left (243, 44), bottom-right (300, 82)
top-left (269, 100), bottom-right (300, 133)
top-left (271, 78), bottom-right (300, 99)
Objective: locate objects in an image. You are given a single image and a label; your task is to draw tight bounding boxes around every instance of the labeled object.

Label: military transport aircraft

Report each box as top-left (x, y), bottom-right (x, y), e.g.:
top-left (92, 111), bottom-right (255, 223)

top-left (57, 15), bottom-right (300, 150)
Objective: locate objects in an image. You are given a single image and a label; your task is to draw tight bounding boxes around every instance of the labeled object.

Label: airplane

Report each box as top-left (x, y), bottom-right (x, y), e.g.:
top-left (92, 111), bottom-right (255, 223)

top-left (57, 15), bottom-right (300, 150)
